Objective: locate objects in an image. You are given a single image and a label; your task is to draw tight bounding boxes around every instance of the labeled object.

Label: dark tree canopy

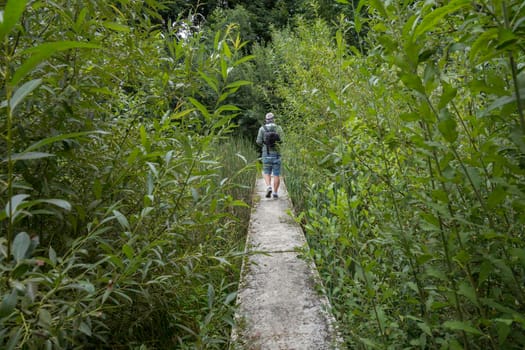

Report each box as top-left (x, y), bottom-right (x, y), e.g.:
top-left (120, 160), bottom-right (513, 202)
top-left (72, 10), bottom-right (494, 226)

top-left (158, 0), bottom-right (359, 45)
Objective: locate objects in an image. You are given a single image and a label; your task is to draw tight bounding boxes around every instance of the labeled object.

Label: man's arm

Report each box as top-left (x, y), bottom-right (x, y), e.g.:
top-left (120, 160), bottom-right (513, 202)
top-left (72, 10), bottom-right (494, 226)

top-left (256, 127), bottom-right (264, 146)
top-left (277, 126), bottom-right (284, 142)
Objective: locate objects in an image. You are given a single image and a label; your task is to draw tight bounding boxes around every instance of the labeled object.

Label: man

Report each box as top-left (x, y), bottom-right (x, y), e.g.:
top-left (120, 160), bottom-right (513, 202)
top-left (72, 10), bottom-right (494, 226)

top-left (256, 112), bottom-right (284, 199)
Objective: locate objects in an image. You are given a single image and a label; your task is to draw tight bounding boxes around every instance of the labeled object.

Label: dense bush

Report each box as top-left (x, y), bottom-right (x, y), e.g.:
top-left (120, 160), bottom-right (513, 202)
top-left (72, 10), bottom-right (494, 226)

top-left (262, 1), bottom-right (525, 348)
top-left (4, 0), bottom-right (524, 348)
top-left (1, 1), bottom-right (256, 348)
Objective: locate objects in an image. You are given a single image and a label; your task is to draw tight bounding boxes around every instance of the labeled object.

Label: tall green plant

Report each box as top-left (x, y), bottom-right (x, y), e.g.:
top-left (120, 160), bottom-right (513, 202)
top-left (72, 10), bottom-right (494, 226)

top-left (261, 1), bottom-right (525, 348)
top-left (1, 0), bottom-right (257, 348)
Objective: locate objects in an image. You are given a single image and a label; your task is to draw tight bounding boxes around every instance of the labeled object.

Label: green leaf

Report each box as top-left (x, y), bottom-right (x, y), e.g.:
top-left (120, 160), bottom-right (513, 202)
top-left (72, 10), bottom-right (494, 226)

top-left (122, 244), bottom-right (134, 260)
top-left (221, 40), bottom-right (232, 58)
top-left (171, 108), bottom-right (194, 120)
top-left (414, 0), bottom-right (470, 39)
top-left (93, 178), bottom-right (102, 200)
top-left (510, 248), bottom-right (525, 268)
top-left (191, 187), bottom-right (199, 202)
top-left (6, 327), bottom-right (23, 350)
top-left (215, 104), bottom-right (240, 114)
top-left (400, 73), bottom-right (425, 94)
top-left (496, 28), bottom-right (517, 50)
top-left (12, 231), bottom-right (31, 262)
top-left (189, 97), bottom-right (211, 119)
top-left (147, 173), bottom-right (154, 196)
top-left (229, 200), bottom-right (249, 208)
top-left (139, 125), bottom-right (150, 152)
top-left (218, 91), bottom-right (232, 104)
top-left (73, 7), bottom-right (89, 33)
top-left (469, 28), bottom-right (498, 64)
top-left (417, 321), bottom-right (432, 336)
top-left (478, 260), bottom-right (491, 285)
top-left (328, 89), bottom-right (342, 105)
top-left (0, 0), bottom-right (29, 41)
top-left (487, 186), bottom-right (506, 209)
top-left (147, 162), bottom-right (158, 178)
top-left (37, 199), bottom-right (72, 211)
top-left (25, 131), bottom-right (106, 152)
top-left (102, 21), bottom-right (130, 32)
top-left (495, 318), bottom-right (512, 344)
top-left (5, 194), bottom-right (30, 218)
top-left (368, 0), bottom-right (388, 17)
top-left (49, 247), bottom-right (57, 266)
top-left (233, 55), bottom-right (255, 66)
top-left (465, 166), bottom-right (482, 191)
top-left (423, 62), bottom-right (438, 92)
top-left (141, 206), bottom-right (153, 218)
top-left (0, 290), bottom-right (17, 318)
top-left (458, 281), bottom-right (479, 306)
top-left (213, 30), bottom-right (221, 52)
top-left (207, 283), bottom-right (215, 309)
top-left (10, 78), bottom-right (42, 113)
top-left (418, 49), bottom-right (436, 63)
top-left (438, 110), bottom-right (458, 143)
top-left (221, 58), bottom-right (228, 80)
top-left (420, 212), bottom-right (440, 231)
top-left (481, 297), bottom-right (522, 317)
top-left (79, 321), bottom-right (92, 336)
top-left (483, 89), bottom-right (525, 115)
top-left (402, 15), bottom-right (418, 45)
top-left (2, 196), bottom-right (70, 223)
top-left (72, 281), bottom-right (95, 294)
top-left (113, 210), bottom-right (130, 231)
top-left (224, 291), bottom-right (237, 305)
top-left (11, 41), bottom-right (100, 86)
top-left (443, 320), bottom-right (483, 335)
top-left (225, 80), bottom-right (252, 89)
top-left (198, 71), bottom-right (219, 93)
top-left (7, 152), bottom-right (54, 162)
top-left (38, 309), bottom-right (52, 328)
top-left (438, 81), bottom-right (457, 109)
top-left (399, 112), bottom-right (420, 122)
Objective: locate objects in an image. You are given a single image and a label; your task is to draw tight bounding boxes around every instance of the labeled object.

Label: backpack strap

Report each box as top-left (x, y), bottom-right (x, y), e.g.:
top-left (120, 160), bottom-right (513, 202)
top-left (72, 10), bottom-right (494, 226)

top-left (262, 125), bottom-right (271, 155)
top-left (262, 125), bottom-right (269, 145)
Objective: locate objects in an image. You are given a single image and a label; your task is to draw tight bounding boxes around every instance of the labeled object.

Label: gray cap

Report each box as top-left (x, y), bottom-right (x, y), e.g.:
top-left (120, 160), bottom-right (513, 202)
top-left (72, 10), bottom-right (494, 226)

top-left (265, 112), bottom-right (274, 123)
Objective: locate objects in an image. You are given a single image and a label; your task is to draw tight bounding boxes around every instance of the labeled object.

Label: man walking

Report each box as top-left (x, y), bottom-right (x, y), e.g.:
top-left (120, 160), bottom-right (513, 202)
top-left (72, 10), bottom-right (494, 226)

top-left (256, 112), bottom-right (284, 199)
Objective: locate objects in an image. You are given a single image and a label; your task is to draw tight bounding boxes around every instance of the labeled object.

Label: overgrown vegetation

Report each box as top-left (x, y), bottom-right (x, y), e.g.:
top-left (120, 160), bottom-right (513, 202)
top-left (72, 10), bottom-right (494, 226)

top-left (1, 0), bottom-right (256, 348)
top-left (3, 0), bottom-right (524, 348)
top-left (260, 0), bottom-right (525, 348)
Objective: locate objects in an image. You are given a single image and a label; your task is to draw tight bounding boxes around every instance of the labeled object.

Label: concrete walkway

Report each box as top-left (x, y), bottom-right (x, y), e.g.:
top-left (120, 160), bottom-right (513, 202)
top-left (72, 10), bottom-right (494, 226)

top-left (231, 177), bottom-right (340, 350)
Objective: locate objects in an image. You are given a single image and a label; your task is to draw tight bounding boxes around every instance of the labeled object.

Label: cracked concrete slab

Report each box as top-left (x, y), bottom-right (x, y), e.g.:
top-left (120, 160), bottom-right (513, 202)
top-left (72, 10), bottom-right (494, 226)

top-left (231, 177), bottom-right (340, 350)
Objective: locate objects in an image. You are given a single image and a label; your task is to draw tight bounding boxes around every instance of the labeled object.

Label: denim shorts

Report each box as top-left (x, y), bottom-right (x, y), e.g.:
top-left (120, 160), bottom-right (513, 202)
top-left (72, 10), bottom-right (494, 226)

top-left (262, 155), bottom-right (281, 176)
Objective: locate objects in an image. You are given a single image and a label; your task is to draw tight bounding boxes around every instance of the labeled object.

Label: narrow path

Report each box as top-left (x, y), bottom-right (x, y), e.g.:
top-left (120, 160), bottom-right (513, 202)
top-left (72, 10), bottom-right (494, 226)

top-left (231, 177), bottom-right (340, 349)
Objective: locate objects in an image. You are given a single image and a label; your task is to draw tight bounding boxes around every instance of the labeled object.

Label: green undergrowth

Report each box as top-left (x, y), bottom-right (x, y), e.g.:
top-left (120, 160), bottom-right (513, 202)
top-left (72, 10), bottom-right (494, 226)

top-left (272, 2), bottom-right (525, 349)
top-left (0, 1), bottom-right (258, 348)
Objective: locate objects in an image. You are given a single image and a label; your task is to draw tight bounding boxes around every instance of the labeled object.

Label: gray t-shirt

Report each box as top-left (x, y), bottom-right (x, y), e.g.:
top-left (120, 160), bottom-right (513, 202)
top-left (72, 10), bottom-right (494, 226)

top-left (256, 123), bottom-right (284, 155)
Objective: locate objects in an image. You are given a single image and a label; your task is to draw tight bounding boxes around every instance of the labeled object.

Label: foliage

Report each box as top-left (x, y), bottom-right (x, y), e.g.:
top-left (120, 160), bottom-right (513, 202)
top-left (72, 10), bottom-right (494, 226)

top-left (264, 1), bottom-right (525, 349)
top-left (160, 0), bottom-right (364, 139)
top-left (0, 0), bottom-right (256, 348)
top-left (159, 0), bottom-right (358, 46)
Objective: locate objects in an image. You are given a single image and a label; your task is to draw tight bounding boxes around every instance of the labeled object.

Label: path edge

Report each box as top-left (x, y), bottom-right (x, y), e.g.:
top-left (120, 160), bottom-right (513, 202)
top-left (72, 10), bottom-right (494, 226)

top-left (229, 176), bottom-right (343, 349)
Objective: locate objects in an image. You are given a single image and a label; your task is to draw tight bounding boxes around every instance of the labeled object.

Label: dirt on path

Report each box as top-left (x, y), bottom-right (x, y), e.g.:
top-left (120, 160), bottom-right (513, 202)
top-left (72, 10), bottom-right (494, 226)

top-left (231, 177), bottom-right (340, 349)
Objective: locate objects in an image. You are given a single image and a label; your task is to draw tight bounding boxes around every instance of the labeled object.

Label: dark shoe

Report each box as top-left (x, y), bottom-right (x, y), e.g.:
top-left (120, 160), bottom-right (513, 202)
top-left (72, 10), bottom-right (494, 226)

top-left (273, 193), bottom-right (278, 199)
top-left (265, 187), bottom-right (272, 198)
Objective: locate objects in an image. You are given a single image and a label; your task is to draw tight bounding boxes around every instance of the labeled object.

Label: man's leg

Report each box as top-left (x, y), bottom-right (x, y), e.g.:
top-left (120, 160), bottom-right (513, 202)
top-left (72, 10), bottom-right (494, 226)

top-left (272, 157), bottom-right (281, 198)
top-left (262, 157), bottom-right (273, 197)
top-left (273, 175), bottom-right (280, 193)
top-left (263, 173), bottom-right (272, 188)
